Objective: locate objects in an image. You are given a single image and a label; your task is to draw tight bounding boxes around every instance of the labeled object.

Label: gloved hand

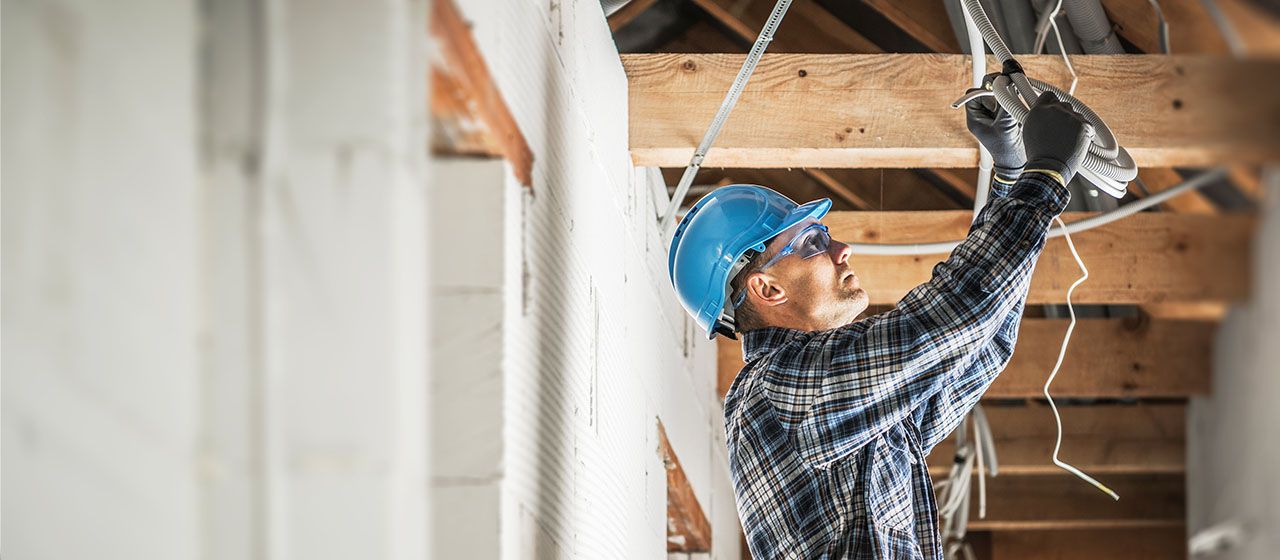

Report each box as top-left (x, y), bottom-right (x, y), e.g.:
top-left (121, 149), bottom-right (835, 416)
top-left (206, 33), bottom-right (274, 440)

top-left (1022, 91), bottom-right (1094, 185)
top-left (964, 73), bottom-right (1025, 181)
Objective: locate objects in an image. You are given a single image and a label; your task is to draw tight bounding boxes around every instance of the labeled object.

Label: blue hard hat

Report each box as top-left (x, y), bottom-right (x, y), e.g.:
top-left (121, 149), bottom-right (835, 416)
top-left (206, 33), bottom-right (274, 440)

top-left (668, 185), bottom-right (831, 340)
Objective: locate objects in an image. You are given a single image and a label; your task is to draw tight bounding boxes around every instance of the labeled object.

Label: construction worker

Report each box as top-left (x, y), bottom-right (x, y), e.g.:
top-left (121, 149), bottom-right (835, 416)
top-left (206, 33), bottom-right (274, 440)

top-left (667, 87), bottom-right (1094, 559)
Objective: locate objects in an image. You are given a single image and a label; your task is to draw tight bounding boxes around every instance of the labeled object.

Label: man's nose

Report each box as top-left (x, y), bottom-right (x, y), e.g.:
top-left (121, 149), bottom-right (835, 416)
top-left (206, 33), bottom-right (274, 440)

top-left (831, 240), bottom-right (853, 265)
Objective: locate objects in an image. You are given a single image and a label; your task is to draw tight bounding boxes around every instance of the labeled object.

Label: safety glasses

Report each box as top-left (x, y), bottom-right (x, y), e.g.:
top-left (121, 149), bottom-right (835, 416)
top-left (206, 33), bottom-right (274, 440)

top-left (730, 223), bottom-right (831, 309)
top-left (756, 223), bottom-right (831, 272)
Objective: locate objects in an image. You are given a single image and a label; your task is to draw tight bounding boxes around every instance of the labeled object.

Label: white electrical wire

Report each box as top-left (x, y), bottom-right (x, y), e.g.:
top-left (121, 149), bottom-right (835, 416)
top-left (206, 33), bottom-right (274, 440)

top-left (847, 167), bottom-right (1227, 255)
top-left (960, 0), bottom-right (994, 216)
top-left (1045, 216), bottom-right (1120, 500)
top-left (1032, 0), bottom-right (1064, 55)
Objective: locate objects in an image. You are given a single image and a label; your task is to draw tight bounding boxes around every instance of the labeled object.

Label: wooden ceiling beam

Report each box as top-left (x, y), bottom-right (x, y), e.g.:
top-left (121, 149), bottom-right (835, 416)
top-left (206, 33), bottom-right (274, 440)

top-left (678, 0), bottom-right (970, 208)
top-left (959, 473), bottom-right (1185, 531)
top-left (928, 403), bottom-right (1185, 476)
top-left (719, 318), bottom-right (1214, 399)
top-left (624, 54), bottom-right (1280, 169)
top-left (827, 210), bottom-right (1252, 305)
top-left (977, 528), bottom-right (1186, 560)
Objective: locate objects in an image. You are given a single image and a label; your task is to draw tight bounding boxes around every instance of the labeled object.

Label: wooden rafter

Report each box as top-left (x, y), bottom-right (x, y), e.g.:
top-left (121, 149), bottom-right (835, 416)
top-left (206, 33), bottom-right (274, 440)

top-left (863, 0), bottom-right (961, 52)
top-left (1104, 0), bottom-right (1280, 56)
top-left (608, 0), bottom-right (660, 32)
top-left (658, 422), bottom-right (712, 553)
top-left (719, 318), bottom-right (1215, 399)
top-left (624, 54), bottom-right (1280, 169)
top-left (1137, 167), bottom-right (1218, 214)
top-left (430, 0), bottom-right (534, 186)
top-left (692, 0), bottom-right (880, 53)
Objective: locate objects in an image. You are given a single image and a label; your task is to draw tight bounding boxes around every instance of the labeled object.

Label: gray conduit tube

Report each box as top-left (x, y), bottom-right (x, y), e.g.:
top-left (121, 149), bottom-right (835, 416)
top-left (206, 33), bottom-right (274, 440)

top-left (847, 168), bottom-right (1227, 255)
top-left (960, 0), bottom-right (1137, 198)
top-left (1064, 0), bottom-right (1125, 54)
top-left (998, 0), bottom-right (1039, 53)
top-left (962, 0), bottom-right (995, 215)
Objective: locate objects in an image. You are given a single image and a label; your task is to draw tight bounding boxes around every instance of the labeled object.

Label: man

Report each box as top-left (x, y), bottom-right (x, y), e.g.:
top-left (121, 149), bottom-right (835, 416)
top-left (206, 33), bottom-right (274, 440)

top-left (667, 88), bottom-right (1094, 559)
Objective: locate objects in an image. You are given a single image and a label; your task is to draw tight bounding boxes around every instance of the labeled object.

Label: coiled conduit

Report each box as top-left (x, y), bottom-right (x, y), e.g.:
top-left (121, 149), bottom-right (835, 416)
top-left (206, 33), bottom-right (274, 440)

top-left (961, 0), bottom-right (1137, 198)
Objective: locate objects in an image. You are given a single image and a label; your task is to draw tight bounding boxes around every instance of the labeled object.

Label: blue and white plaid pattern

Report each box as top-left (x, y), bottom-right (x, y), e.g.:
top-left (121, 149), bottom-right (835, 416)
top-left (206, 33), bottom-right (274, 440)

top-left (724, 172), bottom-right (1069, 559)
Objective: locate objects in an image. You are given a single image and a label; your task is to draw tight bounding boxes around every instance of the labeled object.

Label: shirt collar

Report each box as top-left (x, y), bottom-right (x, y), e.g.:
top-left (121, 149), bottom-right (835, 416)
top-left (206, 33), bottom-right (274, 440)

top-left (740, 326), bottom-right (804, 363)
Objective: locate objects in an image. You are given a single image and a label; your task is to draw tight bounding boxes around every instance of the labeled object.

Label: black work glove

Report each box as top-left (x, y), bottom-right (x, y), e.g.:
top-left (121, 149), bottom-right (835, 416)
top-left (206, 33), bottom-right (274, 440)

top-left (964, 74), bottom-right (1025, 181)
top-left (1022, 91), bottom-right (1094, 185)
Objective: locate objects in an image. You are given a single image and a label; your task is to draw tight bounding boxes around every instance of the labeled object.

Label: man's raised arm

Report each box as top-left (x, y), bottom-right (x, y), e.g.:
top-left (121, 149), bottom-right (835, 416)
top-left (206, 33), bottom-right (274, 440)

top-left (794, 92), bottom-right (1093, 468)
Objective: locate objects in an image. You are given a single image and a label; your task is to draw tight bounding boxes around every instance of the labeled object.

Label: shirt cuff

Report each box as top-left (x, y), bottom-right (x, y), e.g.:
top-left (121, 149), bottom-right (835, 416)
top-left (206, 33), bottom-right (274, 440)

top-left (1006, 170), bottom-right (1071, 216)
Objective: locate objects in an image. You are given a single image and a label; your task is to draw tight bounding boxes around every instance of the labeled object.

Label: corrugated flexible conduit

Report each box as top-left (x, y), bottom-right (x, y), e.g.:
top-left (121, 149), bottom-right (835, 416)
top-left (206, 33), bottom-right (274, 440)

top-left (959, 0), bottom-right (1138, 199)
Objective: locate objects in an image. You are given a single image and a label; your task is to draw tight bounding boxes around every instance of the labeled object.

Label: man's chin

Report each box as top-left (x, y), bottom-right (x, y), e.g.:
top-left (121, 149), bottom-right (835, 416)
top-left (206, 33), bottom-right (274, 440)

top-left (842, 288), bottom-right (870, 320)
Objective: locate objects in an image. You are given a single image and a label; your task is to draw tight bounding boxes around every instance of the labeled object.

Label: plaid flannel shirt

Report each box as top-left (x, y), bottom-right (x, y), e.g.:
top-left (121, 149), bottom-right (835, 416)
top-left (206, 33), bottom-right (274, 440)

top-left (723, 171), bottom-right (1070, 559)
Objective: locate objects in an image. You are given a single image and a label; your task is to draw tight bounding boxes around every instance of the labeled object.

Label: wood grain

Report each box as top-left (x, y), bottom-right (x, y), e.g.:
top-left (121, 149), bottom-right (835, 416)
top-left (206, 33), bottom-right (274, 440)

top-left (928, 403), bottom-right (1185, 475)
top-left (718, 318), bottom-right (1214, 399)
top-left (624, 54), bottom-right (1280, 168)
top-left (658, 422), bottom-right (712, 552)
top-left (826, 211), bottom-right (1252, 305)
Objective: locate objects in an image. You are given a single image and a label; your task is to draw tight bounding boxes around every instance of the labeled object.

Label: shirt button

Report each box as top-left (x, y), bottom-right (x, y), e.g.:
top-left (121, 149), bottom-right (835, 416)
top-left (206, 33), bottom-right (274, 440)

top-left (1020, 239), bottom-right (1031, 248)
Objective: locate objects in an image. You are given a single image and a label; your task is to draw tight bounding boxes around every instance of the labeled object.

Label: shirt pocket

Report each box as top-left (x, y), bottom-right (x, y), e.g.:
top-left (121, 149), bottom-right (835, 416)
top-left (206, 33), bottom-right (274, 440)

top-left (867, 435), bottom-right (915, 533)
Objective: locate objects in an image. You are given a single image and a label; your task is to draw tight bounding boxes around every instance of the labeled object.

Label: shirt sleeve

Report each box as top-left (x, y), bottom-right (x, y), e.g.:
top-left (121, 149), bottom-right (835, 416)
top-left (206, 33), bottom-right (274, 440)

top-left (793, 171), bottom-right (1069, 469)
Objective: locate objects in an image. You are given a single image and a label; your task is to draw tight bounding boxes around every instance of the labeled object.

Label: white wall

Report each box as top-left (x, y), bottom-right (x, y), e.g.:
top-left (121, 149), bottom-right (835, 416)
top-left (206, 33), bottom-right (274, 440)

top-left (1188, 168), bottom-right (1280, 560)
top-left (432, 0), bottom-right (741, 557)
top-left (3, 0), bottom-right (431, 558)
top-left (3, 0), bottom-right (202, 556)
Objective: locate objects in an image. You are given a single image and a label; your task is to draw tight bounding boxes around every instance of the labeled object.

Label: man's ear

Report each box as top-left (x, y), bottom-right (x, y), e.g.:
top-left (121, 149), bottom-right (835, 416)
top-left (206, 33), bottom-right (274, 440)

top-left (746, 272), bottom-right (787, 308)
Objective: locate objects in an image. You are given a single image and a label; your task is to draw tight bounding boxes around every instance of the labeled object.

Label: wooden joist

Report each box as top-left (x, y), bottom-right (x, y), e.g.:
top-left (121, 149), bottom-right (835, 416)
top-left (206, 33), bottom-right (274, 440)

top-left (957, 473), bottom-right (1185, 531)
top-left (927, 403), bottom-right (1185, 476)
top-left (658, 422), bottom-right (712, 552)
top-left (970, 527), bottom-right (1187, 559)
top-left (718, 318), bottom-right (1214, 399)
top-left (828, 211), bottom-right (1252, 305)
top-left (625, 54), bottom-right (1280, 168)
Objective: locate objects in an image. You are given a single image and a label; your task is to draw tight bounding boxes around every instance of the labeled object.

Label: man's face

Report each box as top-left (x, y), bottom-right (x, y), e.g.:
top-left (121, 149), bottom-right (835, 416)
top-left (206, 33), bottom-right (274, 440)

top-left (747, 217), bottom-right (870, 330)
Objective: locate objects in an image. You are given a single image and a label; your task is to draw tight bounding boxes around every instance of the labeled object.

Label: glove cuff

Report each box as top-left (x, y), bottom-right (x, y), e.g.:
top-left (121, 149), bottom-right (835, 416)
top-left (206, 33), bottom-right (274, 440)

top-left (1025, 158), bottom-right (1073, 186)
top-left (992, 164), bottom-right (1025, 184)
